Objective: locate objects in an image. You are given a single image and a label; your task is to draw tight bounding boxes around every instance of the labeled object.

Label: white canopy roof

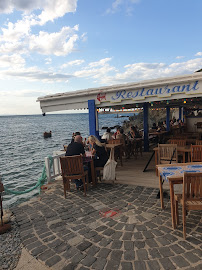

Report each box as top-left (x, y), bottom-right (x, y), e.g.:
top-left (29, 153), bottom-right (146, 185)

top-left (37, 73), bottom-right (202, 113)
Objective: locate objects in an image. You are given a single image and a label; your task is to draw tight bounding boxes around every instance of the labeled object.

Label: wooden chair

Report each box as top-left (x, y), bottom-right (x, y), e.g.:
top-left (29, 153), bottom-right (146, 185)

top-left (175, 172), bottom-right (202, 239)
top-left (169, 139), bottom-right (186, 146)
top-left (195, 139), bottom-right (202, 145)
top-left (60, 155), bottom-right (88, 197)
top-left (191, 145), bottom-right (202, 162)
top-left (158, 144), bottom-right (178, 164)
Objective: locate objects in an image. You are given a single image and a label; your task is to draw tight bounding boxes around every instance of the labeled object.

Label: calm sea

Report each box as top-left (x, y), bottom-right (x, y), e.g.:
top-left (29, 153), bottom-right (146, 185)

top-left (0, 113), bottom-right (130, 208)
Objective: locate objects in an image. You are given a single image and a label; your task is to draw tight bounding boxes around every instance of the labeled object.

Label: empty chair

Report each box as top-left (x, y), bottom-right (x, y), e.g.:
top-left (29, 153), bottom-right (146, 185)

top-left (175, 172), bottom-right (202, 239)
top-left (169, 139), bottom-right (186, 146)
top-left (60, 155), bottom-right (88, 197)
top-left (191, 145), bottom-right (202, 162)
top-left (158, 144), bottom-right (178, 164)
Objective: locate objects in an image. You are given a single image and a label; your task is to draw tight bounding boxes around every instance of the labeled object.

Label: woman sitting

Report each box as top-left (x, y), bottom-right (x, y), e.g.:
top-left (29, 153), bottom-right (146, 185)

top-left (128, 126), bottom-right (141, 139)
top-left (88, 135), bottom-right (108, 167)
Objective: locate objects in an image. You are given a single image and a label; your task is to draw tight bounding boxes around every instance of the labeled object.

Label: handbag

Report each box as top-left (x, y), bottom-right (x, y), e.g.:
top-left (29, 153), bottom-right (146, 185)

top-left (103, 149), bottom-right (117, 181)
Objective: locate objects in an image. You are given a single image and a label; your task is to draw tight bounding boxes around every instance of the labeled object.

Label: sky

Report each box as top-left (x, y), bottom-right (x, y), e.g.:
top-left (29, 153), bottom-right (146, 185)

top-left (0, 0), bottom-right (202, 115)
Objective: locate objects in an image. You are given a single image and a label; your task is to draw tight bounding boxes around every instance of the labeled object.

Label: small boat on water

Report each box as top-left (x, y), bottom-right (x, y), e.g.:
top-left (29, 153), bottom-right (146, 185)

top-left (44, 131), bottom-right (52, 138)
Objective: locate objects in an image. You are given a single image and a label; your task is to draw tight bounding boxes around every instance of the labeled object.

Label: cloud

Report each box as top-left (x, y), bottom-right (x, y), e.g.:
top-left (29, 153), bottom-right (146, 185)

top-left (96, 58), bottom-right (202, 85)
top-left (88, 58), bottom-right (112, 68)
top-left (62, 59), bottom-right (85, 68)
top-left (106, 0), bottom-right (140, 15)
top-left (0, 0), bottom-right (78, 24)
top-left (74, 58), bottom-right (117, 79)
top-left (176, 56), bottom-right (185, 59)
top-left (1, 66), bottom-right (75, 82)
top-left (0, 54), bottom-right (25, 68)
top-left (45, 57), bottom-right (52, 65)
top-left (29, 25), bottom-right (79, 56)
top-left (81, 32), bottom-right (87, 42)
top-left (0, 17), bottom-right (81, 56)
top-left (0, 18), bottom-right (31, 43)
top-left (38, 0), bottom-right (77, 25)
top-left (195, 52), bottom-right (202, 56)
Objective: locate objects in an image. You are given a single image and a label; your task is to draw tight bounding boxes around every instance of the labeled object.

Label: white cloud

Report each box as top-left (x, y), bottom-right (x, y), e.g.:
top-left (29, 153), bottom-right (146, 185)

top-left (28, 25), bottom-right (79, 56)
top-left (0, 0), bottom-right (78, 25)
top-left (96, 58), bottom-right (202, 85)
top-left (0, 66), bottom-right (74, 82)
top-left (45, 57), bottom-right (52, 65)
top-left (106, 0), bottom-right (140, 14)
top-left (88, 58), bottom-right (112, 68)
top-left (81, 32), bottom-right (87, 42)
top-left (0, 17), bottom-right (81, 56)
top-left (0, 54), bottom-right (25, 68)
top-left (195, 52), bottom-right (202, 56)
top-left (176, 56), bottom-right (185, 59)
top-left (0, 19), bottom-right (31, 43)
top-left (38, 0), bottom-right (77, 25)
top-left (62, 59), bottom-right (85, 68)
top-left (74, 58), bottom-right (117, 79)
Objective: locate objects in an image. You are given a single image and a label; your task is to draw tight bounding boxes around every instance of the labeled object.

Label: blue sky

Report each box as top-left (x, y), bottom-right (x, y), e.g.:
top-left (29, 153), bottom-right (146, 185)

top-left (0, 0), bottom-right (202, 115)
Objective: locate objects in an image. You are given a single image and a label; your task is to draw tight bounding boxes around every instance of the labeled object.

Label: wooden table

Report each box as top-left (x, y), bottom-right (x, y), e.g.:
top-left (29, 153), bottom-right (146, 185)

top-left (156, 162), bottom-right (202, 229)
top-left (106, 143), bottom-right (123, 165)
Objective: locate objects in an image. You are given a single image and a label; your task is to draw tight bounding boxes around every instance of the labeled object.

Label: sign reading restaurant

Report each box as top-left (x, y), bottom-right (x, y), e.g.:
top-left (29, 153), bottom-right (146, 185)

top-left (97, 80), bottom-right (201, 104)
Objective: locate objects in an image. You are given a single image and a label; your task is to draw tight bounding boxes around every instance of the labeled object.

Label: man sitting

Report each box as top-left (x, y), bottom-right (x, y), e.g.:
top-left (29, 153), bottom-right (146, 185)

top-left (66, 135), bottom-right (85, 156)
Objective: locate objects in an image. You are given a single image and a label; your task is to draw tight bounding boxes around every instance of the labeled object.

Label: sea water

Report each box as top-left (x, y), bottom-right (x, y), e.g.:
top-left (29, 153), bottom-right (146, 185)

top-left (0, 113), bottom-right (130, 208)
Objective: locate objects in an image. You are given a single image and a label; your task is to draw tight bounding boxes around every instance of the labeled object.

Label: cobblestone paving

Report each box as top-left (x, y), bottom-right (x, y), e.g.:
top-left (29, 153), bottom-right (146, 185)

top-left (12, 183), bottom-right (202, 270)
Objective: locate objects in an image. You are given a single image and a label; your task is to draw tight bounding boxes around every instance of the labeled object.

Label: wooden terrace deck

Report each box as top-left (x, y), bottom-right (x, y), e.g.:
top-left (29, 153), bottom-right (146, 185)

top-left (115, 151), bottom-right (169, 190)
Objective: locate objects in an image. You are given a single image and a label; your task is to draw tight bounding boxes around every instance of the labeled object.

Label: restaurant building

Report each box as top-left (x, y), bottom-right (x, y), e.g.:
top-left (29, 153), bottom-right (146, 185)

top-left (37, 72), bottom-right (202, 151)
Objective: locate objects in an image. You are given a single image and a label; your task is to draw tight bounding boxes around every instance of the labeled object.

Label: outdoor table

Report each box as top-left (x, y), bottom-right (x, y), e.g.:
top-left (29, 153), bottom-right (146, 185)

top-left (106, 143), bottom-right (122, 164)
top-left (156, 162), bottom-right (202, 229)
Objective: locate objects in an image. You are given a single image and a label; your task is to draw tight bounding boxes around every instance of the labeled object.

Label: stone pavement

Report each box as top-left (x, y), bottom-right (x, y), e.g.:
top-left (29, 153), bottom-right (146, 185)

top-left (12, 182), bottom-right (202, 270)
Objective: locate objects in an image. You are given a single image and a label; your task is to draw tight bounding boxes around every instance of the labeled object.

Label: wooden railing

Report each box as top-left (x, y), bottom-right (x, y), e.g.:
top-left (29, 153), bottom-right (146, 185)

top-left (45, 151), bottom-right (65, 183)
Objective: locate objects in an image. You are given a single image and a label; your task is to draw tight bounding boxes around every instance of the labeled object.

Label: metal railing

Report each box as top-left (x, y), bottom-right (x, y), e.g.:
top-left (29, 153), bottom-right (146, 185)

top-left (45, 151), bottom-right (65, 183)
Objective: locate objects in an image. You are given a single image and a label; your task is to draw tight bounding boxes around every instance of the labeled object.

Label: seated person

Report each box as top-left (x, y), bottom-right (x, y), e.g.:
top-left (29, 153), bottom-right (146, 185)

top-left (128, 126), bottom-right (142, 139)
top-left (88, 135), bottom-right (108, 167)
top-left (163, 121), bottom-right (167, 130)
top-left (66, 135), bottom-right (85, 156)
top-left (101, 128), bottom-right (112, 141)
top-left (113, 126), bottom-right (121, 139)
top-left (65, 135), bottom-right (87, 189)
top-left (151, 123), bottom-right (157, 130)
